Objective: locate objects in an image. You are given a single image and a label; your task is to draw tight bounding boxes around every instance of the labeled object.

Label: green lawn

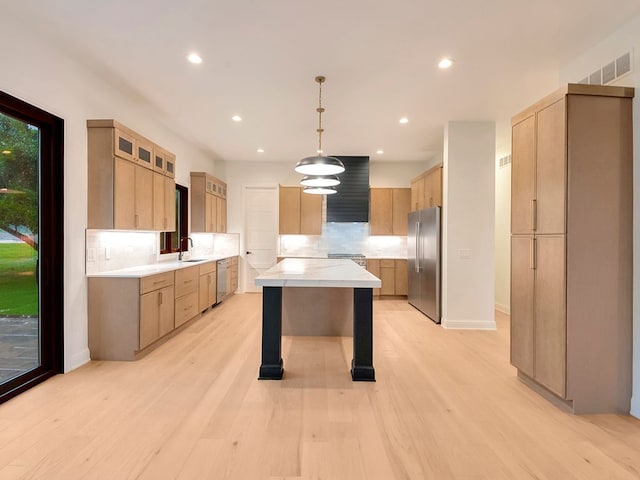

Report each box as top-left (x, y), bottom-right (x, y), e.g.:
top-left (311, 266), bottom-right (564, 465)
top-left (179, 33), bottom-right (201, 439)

top-left (0, 242), bottom-right (38, 316)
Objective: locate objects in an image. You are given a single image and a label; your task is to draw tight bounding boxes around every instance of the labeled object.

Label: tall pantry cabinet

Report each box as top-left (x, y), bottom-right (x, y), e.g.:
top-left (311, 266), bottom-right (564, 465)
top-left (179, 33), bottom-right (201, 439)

top-left (510, 84), bottom-right (633, 414)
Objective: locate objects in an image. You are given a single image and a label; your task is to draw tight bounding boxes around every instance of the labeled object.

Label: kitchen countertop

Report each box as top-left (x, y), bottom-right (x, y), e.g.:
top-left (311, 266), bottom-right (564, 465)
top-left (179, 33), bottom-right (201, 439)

top-left (255, 258), bottom-right (381, 288)
top-left (278, 254), bottom-right (407, 260)
top-left (86, 255), bottom-right (234, 278)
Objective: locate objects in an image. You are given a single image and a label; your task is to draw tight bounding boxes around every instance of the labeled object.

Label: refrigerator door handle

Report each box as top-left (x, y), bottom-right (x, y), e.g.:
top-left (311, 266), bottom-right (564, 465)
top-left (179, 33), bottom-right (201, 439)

top-left (415, 221), bottom-right (420, 272)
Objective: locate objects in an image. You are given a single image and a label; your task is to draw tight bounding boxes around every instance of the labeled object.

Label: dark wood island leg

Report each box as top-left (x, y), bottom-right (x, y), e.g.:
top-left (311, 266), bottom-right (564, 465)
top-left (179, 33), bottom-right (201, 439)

top-left (258, 286), bottom-right (284, 380)
top-left (351, 287), bottom-right (375, 381)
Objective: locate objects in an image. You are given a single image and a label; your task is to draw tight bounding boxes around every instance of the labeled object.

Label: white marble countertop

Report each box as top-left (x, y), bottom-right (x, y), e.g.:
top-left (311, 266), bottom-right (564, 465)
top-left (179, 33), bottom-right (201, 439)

top-left (255, 258), bottom-right (381, 288)
top-left (277, 254), bottom-right (407, 260)
top-left (86, 255), bottom-right (234, 278)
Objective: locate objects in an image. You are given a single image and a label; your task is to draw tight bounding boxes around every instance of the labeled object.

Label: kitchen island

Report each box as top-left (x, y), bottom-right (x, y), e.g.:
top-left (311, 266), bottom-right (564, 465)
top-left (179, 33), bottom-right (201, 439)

top-left (255, 258), bottom-right (381, 381)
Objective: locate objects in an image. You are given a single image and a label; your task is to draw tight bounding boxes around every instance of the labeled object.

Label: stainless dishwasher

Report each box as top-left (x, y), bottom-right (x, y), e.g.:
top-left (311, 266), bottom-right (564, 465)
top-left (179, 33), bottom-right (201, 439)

top-left (216, 258), bottom-right (229, 303)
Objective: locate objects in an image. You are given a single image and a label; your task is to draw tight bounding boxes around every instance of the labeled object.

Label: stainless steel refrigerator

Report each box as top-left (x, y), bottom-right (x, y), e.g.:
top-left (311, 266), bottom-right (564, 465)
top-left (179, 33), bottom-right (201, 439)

top-left (408, 207), bottom-right (441, 323)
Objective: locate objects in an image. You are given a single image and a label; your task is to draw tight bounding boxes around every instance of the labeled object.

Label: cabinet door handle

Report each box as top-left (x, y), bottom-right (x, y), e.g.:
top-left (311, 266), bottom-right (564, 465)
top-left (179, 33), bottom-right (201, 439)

top-left (184, 305), bottom-right (193, 311)
top-left (531, 199), bottom-right (537, 231)
top-left (135, 214), bottom-right (139, 228)
top-left (529, 237), bottom-right (536, 270)
top-left (158, 291), bottom-right (163, 305)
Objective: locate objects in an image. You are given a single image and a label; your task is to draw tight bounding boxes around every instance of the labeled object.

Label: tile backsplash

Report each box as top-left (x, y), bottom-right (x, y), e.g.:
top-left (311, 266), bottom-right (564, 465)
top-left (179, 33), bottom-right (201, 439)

top-left (279, 223), bottom-right (407, 258)
top-left (86, 230), bottom-right (240, 275)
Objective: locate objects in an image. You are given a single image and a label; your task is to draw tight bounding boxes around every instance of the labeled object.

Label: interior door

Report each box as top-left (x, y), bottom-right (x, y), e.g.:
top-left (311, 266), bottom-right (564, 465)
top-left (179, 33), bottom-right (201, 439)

top-left (244, 186), bottom-right (278, 293)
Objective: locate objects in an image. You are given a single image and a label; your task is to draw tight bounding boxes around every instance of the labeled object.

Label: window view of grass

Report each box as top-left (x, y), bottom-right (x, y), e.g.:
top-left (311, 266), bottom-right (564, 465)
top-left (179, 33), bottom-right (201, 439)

top-left (0, 242), bottom-right (38, 316)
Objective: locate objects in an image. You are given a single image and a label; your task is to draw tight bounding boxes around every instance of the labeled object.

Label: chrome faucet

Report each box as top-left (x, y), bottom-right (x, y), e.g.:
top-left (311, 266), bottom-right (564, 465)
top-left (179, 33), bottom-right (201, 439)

top-left (178, 236), bottom-right (194, 261)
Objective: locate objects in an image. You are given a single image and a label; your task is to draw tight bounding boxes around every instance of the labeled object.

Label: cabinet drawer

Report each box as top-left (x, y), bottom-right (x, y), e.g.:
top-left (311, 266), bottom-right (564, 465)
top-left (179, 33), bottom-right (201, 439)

top-left (175, 266), bottom-right (199, 297)
top-left (140, 271), bottom-right (174, 295)
top-left (380, 259), bottom-right (395, 268)
top-left (199, 261), bottom-right (216, 276)
top-left (175, 291), bottom-right (199, 327)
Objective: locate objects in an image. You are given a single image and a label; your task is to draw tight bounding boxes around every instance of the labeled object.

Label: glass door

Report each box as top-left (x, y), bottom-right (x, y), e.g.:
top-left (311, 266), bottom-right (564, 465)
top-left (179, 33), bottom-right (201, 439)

top-left (0, 113), bottom-right (39, 383)
top-left (0, 91), bottom-right (63, 403)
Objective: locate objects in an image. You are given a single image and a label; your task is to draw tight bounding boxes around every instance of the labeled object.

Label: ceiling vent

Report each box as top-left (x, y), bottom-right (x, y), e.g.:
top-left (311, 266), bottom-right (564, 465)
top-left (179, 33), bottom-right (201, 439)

top-left (578, 51), bottom-right (633, 86)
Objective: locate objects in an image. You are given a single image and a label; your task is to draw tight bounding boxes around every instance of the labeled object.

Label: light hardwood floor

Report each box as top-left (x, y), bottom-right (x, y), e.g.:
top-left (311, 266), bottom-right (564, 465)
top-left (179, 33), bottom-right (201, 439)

top-left (1, 294), bottom-right (640, 479)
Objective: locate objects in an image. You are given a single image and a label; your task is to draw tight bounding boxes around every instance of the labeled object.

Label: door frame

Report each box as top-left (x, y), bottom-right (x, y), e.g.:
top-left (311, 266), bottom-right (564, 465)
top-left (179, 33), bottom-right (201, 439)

top-left (242, 184), bottom-right (278, 293)
top-left (0, 90), bottom-right (64, 404)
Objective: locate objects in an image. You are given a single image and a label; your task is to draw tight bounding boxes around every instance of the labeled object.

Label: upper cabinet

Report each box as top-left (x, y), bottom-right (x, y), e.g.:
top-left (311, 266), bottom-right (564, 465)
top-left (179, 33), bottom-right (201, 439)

top-left (190, 172), bottom-right (227, 233)
top-left (410, 165), bottom-right (442, 211)
top-left (278, 186), bottom-right (322, 235)
top-left (87, 120), bottom-right (176, 231)
top-left (369, 188), bottom-right (410, 236)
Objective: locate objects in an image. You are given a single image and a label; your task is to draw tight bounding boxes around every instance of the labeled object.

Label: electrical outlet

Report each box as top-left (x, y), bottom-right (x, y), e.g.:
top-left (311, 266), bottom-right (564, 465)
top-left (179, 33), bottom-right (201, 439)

top-left (87, 248), bottom-right (96, 262)
top-left (458, 249), bottom-right (471, 260)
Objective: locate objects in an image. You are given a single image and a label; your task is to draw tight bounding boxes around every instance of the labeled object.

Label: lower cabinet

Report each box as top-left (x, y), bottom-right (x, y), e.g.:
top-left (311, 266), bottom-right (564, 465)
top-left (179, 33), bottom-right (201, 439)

top-left (230, 256), bottom-right (238, 293)
top-left (140, 284), bottom-right (175, 350)
top-left (366, 259), bottom-right (408, 297)
top-left (89, 266), bottom-right (205, 361)
top-left (175, 266), bottom-right (199, 328)
top-left (198, 261), bottom-right (217, 312)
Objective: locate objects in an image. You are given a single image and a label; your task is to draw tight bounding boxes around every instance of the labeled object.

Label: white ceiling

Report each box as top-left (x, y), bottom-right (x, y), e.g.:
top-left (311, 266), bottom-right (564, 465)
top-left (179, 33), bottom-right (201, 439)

top-left (11, 0), bottom-right (640, 163)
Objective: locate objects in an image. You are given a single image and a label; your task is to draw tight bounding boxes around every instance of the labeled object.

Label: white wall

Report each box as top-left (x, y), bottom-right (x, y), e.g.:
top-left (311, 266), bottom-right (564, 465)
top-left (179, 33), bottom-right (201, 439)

top-left (442, 122), bottom-right (496, 329)
top-left (1, 7), bottom-right (218, 371)
top-left (494, 154), bottom-right (511, 314)
top-left (559, 12), bottom-right (640, 417)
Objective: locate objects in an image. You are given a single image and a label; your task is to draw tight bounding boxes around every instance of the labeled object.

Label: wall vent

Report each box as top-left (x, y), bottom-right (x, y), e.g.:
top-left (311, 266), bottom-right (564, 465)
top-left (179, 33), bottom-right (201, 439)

top-left (578, 50), bottom-right (633, 86)
top-left (499, 155), bottom-right (512, 169)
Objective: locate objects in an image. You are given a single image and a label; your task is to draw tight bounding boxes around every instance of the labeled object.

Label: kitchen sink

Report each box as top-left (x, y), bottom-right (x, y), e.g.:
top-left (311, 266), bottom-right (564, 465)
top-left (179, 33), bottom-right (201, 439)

top-left (181, 258), bottom-right (207, 263)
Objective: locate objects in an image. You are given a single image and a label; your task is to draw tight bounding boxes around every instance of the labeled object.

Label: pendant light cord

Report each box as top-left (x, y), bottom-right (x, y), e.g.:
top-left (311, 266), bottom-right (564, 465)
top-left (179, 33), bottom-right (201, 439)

top-left (316, 76), bottom-right (325, 154)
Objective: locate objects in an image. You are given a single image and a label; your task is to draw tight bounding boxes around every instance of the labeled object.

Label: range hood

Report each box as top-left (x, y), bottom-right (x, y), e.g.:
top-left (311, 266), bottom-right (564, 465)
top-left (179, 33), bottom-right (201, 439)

top-left (326, 156), bottom-right (369, 222)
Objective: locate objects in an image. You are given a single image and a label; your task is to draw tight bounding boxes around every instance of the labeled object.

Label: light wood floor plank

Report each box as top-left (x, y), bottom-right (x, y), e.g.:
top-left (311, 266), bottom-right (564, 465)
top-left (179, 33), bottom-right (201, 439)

top-left (0, 294), bottom-right (639, 479)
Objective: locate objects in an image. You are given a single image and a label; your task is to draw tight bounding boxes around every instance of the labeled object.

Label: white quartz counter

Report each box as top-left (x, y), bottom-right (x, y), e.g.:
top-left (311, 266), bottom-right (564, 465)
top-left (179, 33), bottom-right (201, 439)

top-left (255, 258), bottom-right (381, 288)
top-left (86, 255), bottom-right (233, 278)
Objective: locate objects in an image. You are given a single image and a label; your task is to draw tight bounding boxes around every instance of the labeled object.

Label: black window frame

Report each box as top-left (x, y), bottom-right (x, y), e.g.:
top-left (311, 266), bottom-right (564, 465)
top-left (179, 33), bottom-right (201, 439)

top-left (0, 90), bottom-right (64, 404)
top-left (160, 183), bottom-right (188, 254)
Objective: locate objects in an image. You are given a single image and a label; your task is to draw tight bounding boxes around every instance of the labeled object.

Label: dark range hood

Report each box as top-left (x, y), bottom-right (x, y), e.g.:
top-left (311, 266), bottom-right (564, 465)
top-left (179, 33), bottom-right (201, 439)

top-left (327, 156), bottom-right (369, 222)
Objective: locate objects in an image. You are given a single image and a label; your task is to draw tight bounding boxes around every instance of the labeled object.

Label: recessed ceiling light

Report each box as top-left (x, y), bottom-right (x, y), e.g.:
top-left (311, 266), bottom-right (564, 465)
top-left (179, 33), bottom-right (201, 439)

top-left (438, 58), bottom-right (453, 69)
top-left (232, 115), bottom-right (242, 122)
top-left (187, 53), bottom-right (202, 64)
top-left (376, 150), bottom-right (384, 155)
top-left (257, 148), bottom-right (264, 153)
top-left (399, 117), bottom-right (409, 124)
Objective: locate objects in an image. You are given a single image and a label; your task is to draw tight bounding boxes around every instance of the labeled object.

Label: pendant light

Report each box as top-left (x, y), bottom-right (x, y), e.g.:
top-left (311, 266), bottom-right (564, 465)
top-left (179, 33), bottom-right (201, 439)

top-left (300, 174), bottom-right (340, 187)
top-left (295, 76), bottom-right (345, 177)
top-left (303, 186), bottom-right (338, 195)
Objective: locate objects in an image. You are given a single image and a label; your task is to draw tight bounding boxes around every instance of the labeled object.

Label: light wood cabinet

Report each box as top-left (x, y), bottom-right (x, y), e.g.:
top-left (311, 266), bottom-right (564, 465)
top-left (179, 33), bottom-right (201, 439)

top-left (88, 271), bottom-right (176, 360)
top-left (279, 186), bottom-right (322, 235)
top-left (380, 259), bottom-right (395, 295)
top-left (370, 188), bottom-right (411, 236)
top-left (394, 259), bottom-right (408, 295)
top-left (88, 120), bottom-right (176, 231)
top-left (510, 84), bottom-right (634, 413)
top-left (198, 262), bottom-right (217, 312)
top-left (140, 284), bottom-right (175, 350)
top-left (410, 165), bottom-right (443, 211)
top-left (175, 266), bottom-right (199, 327)
top-left (152, 170), bottom-right (175, 231)
top-left (366, 259), bottom-right (407, 297)
top-left (369, 189), bottom-right (392, 235)
top-left (190, 172), bottom-right (227, 233)
top-left (230, 256), bottom-right (238, 293)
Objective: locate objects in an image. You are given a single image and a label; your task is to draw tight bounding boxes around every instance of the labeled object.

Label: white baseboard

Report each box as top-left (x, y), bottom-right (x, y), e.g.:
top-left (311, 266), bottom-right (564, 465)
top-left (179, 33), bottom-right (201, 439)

top-left (66, 348), bottom-right (91, 372)
top-left (630, 396), bottom-right (640, 419)
top-left (495, 303), bottom-right (510, 315)
top-left (441, 318), bottom-right (497, 330)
